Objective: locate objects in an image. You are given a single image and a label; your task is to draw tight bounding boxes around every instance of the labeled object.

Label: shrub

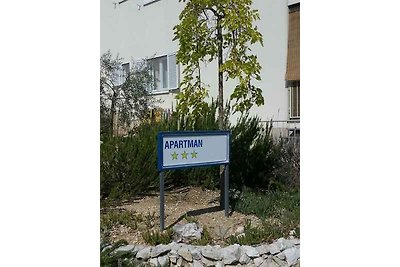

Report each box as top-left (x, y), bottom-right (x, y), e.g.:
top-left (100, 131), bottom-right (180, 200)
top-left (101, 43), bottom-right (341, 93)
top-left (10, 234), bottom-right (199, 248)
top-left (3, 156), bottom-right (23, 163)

top-left (141, 229), bottom-right (174, 246)
top-left (100, 239), bottom-right (147, 267)
top-left (271, 141), bottom-right (300, 190)
top-left (183, 215), bottom-right (199, 224)
top-left (230, 188), bottom-right (300, 242)
top-left (232, 188), bottom-right (300, 220)
top-left (100, 239), bottom-right (127, 267)
top-left (100, 118), bottom-right (179, 200)
top-left (100, 102), bottom-right (300, 201)
top-left (100, 132), bottom-right (158, 200)
top-left (100, 210), bottom-right (143, 243)
top-left (230, 115), bottom-right (282, 190)
top-left (227, 220), bottom-right (268, 245)
top-left (171, 166), bottom-right (220, 190)
top-left (169, 100), bottom-right (223, 190)
top-left (191, 227), bottom-right (212, 245)
top-left (100, 102), bottom-right (222, 201)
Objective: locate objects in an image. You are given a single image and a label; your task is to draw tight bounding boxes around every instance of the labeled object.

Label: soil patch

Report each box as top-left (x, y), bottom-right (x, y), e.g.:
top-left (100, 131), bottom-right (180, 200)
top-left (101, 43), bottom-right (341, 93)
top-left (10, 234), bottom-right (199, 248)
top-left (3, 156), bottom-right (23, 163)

top-left (102, 187), bottom-right (262, 245)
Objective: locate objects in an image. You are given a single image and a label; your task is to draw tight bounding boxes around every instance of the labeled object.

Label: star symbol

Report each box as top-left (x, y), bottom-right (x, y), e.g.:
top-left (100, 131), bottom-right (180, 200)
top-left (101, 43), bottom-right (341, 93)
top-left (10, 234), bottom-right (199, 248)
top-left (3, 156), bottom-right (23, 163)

top-left (181, 151), bottom-right (188, 159)
top-left (191, 151), bottom-right (198, 158)
top-left (171, 151), bottom-right (178, 160)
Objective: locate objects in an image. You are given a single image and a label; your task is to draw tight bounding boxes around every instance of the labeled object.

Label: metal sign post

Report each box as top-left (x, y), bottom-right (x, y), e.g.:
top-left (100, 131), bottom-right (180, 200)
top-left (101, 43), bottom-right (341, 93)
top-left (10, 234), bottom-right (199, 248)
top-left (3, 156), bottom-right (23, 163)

top-left (157, 131), bottom-right (231, 231)
top-left (224, 164), bottom-right (229, 217)
top-left (159, 171), bottom-right (165, 231)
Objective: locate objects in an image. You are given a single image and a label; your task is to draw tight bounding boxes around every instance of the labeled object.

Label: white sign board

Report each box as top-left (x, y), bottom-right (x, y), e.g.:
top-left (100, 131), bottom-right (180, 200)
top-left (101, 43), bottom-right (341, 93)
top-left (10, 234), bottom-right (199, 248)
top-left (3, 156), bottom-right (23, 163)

top-left (157, 131), bottom-right (230, 171)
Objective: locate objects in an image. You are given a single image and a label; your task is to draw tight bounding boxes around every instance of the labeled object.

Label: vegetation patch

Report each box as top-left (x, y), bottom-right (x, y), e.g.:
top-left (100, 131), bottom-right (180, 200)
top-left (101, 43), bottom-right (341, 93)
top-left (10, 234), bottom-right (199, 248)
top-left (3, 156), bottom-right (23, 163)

top-left (141, 229), bottom-right (174, 246)
top-left (192, 227), bottom-right (213, 246)
top-left (229, 189), bottom-right (300, 243)
top-left (100, 209), bottom-right (157, 244)
top-left (100, 187), bottom-right (299, 247)
top-left (101, 110), bottom-right (299, 203)
top-left (100, 239), bottom-right (137, 267)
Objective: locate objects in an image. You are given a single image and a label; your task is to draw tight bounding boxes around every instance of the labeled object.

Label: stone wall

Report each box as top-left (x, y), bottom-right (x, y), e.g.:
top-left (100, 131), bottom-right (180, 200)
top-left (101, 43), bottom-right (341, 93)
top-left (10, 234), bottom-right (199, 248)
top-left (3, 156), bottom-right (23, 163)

top-left (106, 238), bottom-right (300, 267)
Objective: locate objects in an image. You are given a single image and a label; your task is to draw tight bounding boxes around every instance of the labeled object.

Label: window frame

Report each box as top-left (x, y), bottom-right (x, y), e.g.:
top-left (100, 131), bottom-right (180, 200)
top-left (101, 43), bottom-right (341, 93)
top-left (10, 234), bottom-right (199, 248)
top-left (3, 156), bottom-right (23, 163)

top-left (147, 53), bottom-right (179, 94)
top-left (113, 61), bottom-right (131, 86)
top-left (121, 62), bottom-right (130, 82)
top-left (289, 81), bottom-right (300, 119)
top-left (143, 0), bottom-right (161, 7)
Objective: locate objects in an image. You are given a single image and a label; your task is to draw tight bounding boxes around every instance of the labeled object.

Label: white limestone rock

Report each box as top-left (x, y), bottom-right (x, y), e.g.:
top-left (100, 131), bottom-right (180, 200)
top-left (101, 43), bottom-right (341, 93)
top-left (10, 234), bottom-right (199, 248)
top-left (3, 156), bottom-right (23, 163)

top-left (282, 247), bottom-right (299, 266)
top-left (114, 244), bottom-right (135, 254)
top-left (176, 258), bottom-right (191, 267)
top-left (221, 244), bottom-right (241, 265)
top-left (169, 252), bottom-right (179, 264)
top-left (158, 255), bottom-right (169, 267)
top-left (241, 245), bottom-right (260, 258)
top-left (275, 238), bottom-right (288, 251)
top-left (151, 244), bottom-right (171, 258)
top-left (136, 247), bottom-right (151, 260)
top-left (201, 255), bottom-right (217, 266)
top-left (149, 257), bottom-right (160, 267)
top-left (239, 253), bottom-right (251, 265)
top-left (178, 247), bottom-right (193, 262)
top-left (283, 239), bottom-right (297, 249)
top-left (275, 238), bottom-right (298, 252)
top-left (101, 245), bottom-right (112, 253)
top-left (202, 245), bottom-right (222, 261)
top-left (177, 257), bottom-right (183, 267)
top-left (276, 252), bottom-right (285, 261)
top-left (261, 257), bottom-right (279, 267)
top-left (133, 245), bottom-right (144, 255)
top-left (169, 241), bottom-right (182, 251)
top-left (255, 245), bottom-right (269, 256)
top-left (192, 260), bottom-right (204, 267)
top-left (188, 246), bottom-right (202, 260)
top-left (267, 243), bottom-right (281, 255)
top-left (272, 255), bottom-right (288, 267)
top-left (173, 223), bottom-right (203, 241)
top-left (254, 257), bottom-right (265, 267)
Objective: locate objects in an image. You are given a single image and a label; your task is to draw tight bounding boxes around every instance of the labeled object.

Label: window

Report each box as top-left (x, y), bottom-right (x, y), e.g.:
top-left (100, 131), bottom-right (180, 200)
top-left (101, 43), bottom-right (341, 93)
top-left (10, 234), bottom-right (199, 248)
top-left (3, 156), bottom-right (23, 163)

top-left (286, 3), bottom-right (300, 119)
top-left (148, 54), bottom-right (179, 92)
top-left (289, 81), bottom-right (300, 119)
top-left (113, 62), bottom-right (130, 86)
top-left (285, 3), bottom-right (300, 81)
top-left (122, 62), bottom-right (130, 80)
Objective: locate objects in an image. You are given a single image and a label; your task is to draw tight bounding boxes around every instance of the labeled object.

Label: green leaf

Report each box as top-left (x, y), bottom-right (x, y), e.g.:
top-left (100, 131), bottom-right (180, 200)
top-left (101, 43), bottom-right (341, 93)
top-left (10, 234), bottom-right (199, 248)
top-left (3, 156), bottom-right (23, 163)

top-left (173, 0), bottom-right (264, 123)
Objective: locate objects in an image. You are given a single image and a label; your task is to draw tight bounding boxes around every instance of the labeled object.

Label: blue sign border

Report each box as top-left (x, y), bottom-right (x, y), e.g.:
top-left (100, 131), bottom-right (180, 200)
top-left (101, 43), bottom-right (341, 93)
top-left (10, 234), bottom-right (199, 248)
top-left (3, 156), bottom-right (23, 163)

top-left (157, 130), bottom-right (231, 172)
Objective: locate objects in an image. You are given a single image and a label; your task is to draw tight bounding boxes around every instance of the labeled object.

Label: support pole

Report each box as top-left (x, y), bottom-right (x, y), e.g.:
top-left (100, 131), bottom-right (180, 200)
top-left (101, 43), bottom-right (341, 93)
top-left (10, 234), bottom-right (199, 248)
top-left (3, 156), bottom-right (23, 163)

top-left (159, 172), bottom-right (165, 231)
top-left (224, 164), bottom-right (229, 217)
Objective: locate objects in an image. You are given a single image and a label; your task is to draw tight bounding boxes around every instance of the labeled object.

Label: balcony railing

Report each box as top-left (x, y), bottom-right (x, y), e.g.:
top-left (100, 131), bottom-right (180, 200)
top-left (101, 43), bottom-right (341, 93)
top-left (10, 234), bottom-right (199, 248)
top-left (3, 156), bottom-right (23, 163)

top-left (259, 119), bottom-right (300, 143)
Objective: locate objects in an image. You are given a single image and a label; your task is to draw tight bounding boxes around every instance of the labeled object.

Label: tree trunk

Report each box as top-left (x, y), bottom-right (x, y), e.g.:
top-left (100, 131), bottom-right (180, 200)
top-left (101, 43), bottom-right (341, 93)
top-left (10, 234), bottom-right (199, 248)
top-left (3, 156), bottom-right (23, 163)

top-left (110, 91), bottom-right (117, 136)
top-left (217, 21), bottom-right (225, 208)
top-left (217, 24), bottom-right (224, 130)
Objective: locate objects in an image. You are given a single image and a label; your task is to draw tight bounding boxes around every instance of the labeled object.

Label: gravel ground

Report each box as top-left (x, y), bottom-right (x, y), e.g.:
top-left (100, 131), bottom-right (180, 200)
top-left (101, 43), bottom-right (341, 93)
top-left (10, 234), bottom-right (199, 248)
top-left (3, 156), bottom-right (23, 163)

top-left (102, 187), bottom-right (262, 245)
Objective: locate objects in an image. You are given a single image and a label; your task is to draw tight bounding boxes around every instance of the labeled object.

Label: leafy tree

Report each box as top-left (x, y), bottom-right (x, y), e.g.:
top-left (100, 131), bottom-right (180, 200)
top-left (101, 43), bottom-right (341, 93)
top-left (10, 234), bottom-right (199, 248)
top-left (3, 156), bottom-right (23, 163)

top-left (100, 50), bottom-right (156, 136)
top-left (173, 0), bottom-right (264, 206)
top-left (173, 0), bottom-right (264, 129)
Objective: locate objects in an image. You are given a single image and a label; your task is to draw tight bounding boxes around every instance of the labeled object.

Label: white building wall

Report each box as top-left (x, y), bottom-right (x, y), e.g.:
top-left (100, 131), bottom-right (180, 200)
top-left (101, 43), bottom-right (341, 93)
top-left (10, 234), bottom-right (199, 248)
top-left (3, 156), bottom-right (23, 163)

top-left (101, 0), bottom-right (297, 124)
